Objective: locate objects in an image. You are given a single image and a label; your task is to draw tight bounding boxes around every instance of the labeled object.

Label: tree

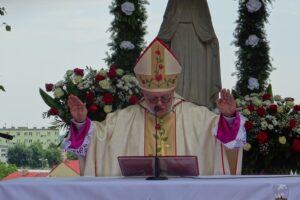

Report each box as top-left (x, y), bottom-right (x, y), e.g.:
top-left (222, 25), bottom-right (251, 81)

top-left (0, 6), bottom-right (11, 31)
top-left (7, 144), bottom-right (31, 168)
top-left (105, 0), bottom-right (148, 72)
top-left (44, 143), bottom-right (63, 168)
top-left (28, 142), bottom-right (45, 168)
top-left (233, 0), bottom-right (274, 96)
top-left (0, 162), bottom-right (17, 180)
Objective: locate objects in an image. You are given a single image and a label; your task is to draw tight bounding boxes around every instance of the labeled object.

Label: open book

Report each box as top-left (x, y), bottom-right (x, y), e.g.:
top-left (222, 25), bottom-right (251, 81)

top-left (118, 156), bottom-right (199, 177)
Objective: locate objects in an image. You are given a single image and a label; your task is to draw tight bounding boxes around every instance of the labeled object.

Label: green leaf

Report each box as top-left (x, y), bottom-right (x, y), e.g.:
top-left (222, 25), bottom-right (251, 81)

top-left (39, 88), bottom-right (62, 109)
top-left (0, 85), bottom-right (5, 92)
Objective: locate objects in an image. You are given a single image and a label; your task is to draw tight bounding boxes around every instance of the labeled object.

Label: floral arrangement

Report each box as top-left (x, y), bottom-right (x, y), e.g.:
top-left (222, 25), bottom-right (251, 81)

top-left (236, 88), bottom-right (300, 174)
top-left (40, 66), bottom-right (142, 128)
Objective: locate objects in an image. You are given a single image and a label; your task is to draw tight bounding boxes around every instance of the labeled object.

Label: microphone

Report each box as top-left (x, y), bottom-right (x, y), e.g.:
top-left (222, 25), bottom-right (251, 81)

top-left (146, 104), bottom-right (167, 180)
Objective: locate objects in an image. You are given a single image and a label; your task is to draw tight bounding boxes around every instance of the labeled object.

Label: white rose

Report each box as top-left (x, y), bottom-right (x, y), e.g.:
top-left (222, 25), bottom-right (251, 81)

top-left (99, 80), bottom-right (111, 90)
top-left (120, 41), bottom-right (135, 50)
top-left (278, 136), bottom-right (287, 145)
top-left (261, 121), bottom-right (268, 128)
top-left (54, 88), bottom-right (64, 99)
top-left (66, 70), bottom-right (74, 76)
top-left (267, 124), bottom-right (273, 130)
top-left (121, 2), bottom-right (135, 16)
top-left (116, 68), bottom-right (124, 76)
top-left (98, 69), bottom-right (107, 76)
top-left (73, 75), bottom-right (83, 84)
top-left (245, 34), bottom-right (260, 47)
top-left (246, 0), bottom-right (262, 13)
top-left (248, 77), bottom-right (259, 90)
top-left (55, 81), bottom-right (65, 88)
top-left (274, 95), bottom-right (282, 101)
top-left (104, 105), bottom-right (112, 113)
top-left (243, 143), bottom-right (252, 151)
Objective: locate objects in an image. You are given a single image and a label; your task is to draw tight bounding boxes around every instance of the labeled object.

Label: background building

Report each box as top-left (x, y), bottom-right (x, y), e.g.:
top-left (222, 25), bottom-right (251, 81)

top-left (0, 126), bottom-right (60, 162)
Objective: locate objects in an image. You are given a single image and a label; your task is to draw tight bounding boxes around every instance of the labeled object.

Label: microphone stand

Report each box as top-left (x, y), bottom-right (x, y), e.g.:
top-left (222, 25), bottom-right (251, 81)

top-left (146, 106), bottom-right (168, 180)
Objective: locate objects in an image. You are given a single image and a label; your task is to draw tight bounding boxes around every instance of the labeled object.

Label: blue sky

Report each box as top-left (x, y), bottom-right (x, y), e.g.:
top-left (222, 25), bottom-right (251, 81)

top-left (0, 0), bottom-right (299, 128)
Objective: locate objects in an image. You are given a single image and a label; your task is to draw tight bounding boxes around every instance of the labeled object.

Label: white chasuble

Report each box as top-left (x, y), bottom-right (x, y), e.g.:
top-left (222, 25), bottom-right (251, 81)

top-left (79, 97), bottom-right (243, 176)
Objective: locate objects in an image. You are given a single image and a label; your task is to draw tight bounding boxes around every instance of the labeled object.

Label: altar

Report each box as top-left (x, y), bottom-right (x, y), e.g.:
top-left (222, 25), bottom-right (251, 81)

top-left (1, 175), bottom-right (299, 200)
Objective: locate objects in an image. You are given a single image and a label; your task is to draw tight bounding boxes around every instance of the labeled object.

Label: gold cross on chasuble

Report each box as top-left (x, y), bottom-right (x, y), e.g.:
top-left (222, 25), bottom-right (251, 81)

top-left (144, 111), bottom-right (176, 156)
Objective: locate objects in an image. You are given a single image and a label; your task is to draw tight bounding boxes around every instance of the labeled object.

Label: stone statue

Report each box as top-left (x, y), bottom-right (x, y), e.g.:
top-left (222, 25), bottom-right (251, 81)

top-left (158, 0), bottom-right (221, 109)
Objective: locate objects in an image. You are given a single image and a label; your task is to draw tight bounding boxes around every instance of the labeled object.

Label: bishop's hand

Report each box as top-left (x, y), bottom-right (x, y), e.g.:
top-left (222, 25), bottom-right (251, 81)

top-left (216, 89), bottom-right (236, 117)
top-left (67, 94), bottom-right (88, 123)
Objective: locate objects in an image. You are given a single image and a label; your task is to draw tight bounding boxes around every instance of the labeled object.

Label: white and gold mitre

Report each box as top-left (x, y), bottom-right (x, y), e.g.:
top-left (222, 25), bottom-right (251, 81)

top-left (134, 38), bottom-right (182, 92)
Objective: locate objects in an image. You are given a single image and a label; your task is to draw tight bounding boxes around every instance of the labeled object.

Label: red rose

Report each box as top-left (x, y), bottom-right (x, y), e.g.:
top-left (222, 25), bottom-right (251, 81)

top-left (158, 64), bottom-right (164, 70)
top-left (48, 107), bottom-right (59, 116)
top-left (257, 131), bottom-right (268, 143)
top-left (269, 104), bottom-right (277, 114)
top-left (155, 74), bottom-right (162, 81)
top-left (95, 74), bottom-right (105, 82)
top-left (86, 91), bottom-right (95, 101)
top-left (293, 105), bottom-right (300, 112)
top-left (247, 105), bottom-right (255, 112)
top-left (288, 119), bottom-right (297, 129)
top-left (45, 83), bottom-right (54, 92)
top-left (107, 67), bottom-right (117, 79)
top-left (88, 104), bottom-right (99, 113)
top-left (155, 50), bottom-right (160, 55)
top-left (292, 139), bottom-right (300, 152)
top-left (129, 95), bottom-right (139, 105)
top-left (262, 93), bottom-right (271, 101)
top-left (155, 124), bottom-right (161, 130)
top-left (256, 107), bottom-right (265, 117)
top-left (73, 68), bottom-right (84, 76)
top-left (102, 93), bottom-right (114, 104)
top-left (245, 121), bottom-right (253, 130)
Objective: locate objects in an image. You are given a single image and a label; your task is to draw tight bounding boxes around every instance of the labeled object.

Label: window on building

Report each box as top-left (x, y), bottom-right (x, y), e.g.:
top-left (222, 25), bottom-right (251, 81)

top-left (24, 132), bottom-right (28, 136)
top-left (29, 132), bottom-right (32, 136)
top-left (29, 139), bottom-right (32, 143)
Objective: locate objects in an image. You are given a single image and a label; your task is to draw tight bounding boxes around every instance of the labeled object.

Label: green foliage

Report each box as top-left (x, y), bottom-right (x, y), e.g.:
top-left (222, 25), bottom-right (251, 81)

top-left (66, 152), bottom-right (78, 160)
top-left (0, 162), bottom-right (17, 179)
top-left (105, 0), bottom-right (149, 72)
top-left (233, 0), bottom-right (274, 96)
top-left (7, 143), bottom-right (32, 168)
top-left (0, 85), bottom-right (5, 92)
top-left (7, 142), bottom-right (62, 169)
top-left (44, 143), bottom-right (63, 168)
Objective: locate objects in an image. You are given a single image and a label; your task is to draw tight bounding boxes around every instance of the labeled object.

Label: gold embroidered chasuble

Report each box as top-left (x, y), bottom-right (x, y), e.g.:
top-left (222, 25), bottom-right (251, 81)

top-left (80, 97), bottom-right (243, 176)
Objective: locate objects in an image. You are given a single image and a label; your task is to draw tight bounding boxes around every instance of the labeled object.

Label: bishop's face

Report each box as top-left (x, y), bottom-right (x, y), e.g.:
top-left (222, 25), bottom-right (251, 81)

top-left (142, 89), bottom-right (175, 117)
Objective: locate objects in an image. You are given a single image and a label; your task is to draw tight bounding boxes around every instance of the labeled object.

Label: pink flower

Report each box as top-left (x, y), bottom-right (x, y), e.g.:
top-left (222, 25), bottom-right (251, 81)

top-left (288, 119), bottom-right (297, 129)
top-left (107, 66), bottom-right (117, 79)
top-left (129, 95), bottom-right (139, 105)
top-left (88, 104), bottom-right (99, 113)
top-left (102, 93), bottom-right (114, 104)
top-left (269, 104), bottom-right (277, 114)
top-left (292, 139), bottom-right (300, 152)
top-left (155, 74), bottom-right (162, 81)
top-left (245, 121), bottom-right (253, 130)
top-left (95, 74), bottom-right (105, 82)
top-left (48, 107), bottom-right (59, 116)
top-left (86, 91), bottom-right (95, 101)
top-left (45, 83), bottom-right (54, 92)
top-left (73, 68), bottom-right (84, 76)
top-left (257, 131), bottom-right (268, 143)
top-left (256, 107), bottom-right (265, 117)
